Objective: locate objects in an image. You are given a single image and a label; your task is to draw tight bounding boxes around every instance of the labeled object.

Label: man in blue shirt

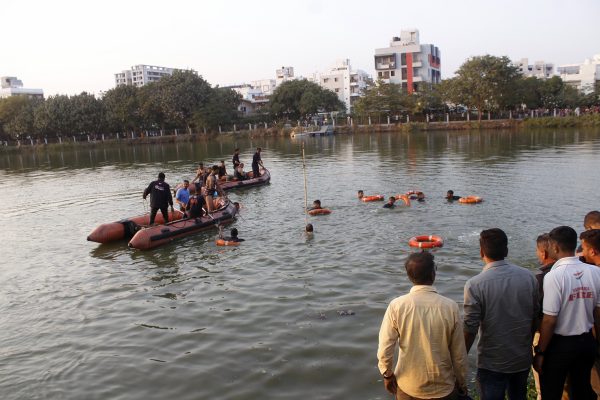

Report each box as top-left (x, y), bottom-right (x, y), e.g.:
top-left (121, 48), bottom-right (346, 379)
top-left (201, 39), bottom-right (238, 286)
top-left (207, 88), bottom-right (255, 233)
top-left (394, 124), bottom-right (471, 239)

top-left (175, 180), bottom-right (191, 216)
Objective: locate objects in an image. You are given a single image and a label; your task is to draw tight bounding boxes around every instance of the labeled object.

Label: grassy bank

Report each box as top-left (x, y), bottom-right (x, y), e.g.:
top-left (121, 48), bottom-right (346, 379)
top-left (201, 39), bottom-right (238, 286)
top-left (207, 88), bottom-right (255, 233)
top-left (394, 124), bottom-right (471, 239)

top-left (522, 113), bottom-right (600, 128)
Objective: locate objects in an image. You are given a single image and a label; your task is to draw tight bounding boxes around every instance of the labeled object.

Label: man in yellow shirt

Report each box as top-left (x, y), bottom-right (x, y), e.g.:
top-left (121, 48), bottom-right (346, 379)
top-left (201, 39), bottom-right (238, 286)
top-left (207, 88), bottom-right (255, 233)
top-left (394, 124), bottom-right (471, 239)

top-left (377, 252), bottom-right (468, 399)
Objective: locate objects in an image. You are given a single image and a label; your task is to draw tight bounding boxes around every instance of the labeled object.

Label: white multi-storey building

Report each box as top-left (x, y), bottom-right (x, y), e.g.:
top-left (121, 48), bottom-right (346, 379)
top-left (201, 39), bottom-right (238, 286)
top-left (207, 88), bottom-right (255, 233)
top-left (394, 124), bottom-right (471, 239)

top-left (557, 54), bottom-right (600, 93)
top-left (310, 59), bottom-right (370, 112)
top-left (275, 66), bottom-right (294, 87)
top-left (114, 65), bottom-right (178, 87)
top-left (374, 29), bottom-right (441, 93)
top-left (0, 76), bottom-right (44, 99)
top-left (515, 58), bottom-right (555, 79)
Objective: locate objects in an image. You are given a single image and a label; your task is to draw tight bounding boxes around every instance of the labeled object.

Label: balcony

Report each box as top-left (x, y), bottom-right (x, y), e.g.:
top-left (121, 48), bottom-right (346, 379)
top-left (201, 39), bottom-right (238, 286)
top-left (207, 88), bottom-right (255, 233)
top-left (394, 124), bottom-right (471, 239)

top-left (376, 62), bottom-right (396, 70)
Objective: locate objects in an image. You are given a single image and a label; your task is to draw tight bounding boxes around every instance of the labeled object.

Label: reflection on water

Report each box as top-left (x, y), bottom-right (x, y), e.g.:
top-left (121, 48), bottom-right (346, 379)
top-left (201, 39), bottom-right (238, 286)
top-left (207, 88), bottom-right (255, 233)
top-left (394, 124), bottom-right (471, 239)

top-left (0, 128), bottom-right (599, 399)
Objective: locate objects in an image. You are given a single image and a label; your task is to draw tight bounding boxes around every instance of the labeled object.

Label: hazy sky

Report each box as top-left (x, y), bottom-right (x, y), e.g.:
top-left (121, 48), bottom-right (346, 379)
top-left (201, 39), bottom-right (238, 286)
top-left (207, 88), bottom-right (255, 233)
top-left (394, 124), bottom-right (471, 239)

top-left (2, 0), bottom-right (599, 96)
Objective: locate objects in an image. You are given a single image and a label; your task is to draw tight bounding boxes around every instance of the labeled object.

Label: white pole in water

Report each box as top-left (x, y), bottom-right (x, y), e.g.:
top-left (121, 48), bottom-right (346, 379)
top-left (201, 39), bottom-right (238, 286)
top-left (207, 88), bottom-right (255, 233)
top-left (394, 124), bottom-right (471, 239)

top-left (301, 142), bottom-right (309, 226)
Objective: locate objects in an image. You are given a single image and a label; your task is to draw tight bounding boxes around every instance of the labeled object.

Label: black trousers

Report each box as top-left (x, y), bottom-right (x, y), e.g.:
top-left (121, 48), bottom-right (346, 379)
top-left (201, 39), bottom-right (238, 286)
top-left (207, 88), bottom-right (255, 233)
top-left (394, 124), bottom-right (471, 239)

top-left (540, 331), bottom-right (596, 400)
top-left (149, 206), bottom-right (168, 225)
top-left (252, 165), bottom-right (260, 178)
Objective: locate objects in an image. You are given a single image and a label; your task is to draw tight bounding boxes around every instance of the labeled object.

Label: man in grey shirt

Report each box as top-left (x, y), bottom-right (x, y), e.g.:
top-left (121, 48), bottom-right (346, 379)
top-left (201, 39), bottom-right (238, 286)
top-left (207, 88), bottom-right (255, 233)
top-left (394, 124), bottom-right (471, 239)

top-left (464, 228), bottom-right (539, 400)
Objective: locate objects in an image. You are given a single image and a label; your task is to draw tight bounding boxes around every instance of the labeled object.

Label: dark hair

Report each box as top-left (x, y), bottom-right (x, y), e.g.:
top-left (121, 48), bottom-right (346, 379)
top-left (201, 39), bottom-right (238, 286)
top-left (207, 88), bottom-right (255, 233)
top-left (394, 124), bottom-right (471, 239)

top-left (580, 229), bottom-right (600, 253)
top-left (479, 228), bottom-right (508, 261)
top-left (358, 190), bottom-right (364, 193)
top-left (405, 252), bottom-right (435, 285)
top-left (447, 190), bottom-right (454, 195)
top-left (183, 179), bottom-right (189, 184)
top-left (158, 172), bottom-right (165, 180)
top-left (313, 200), bottom-right (321, 206)
top-left (231, 228), bottom-right (238, 238)
top-left (257, 147), bottom-right (261, 151)
top-left (549, 226), bottom-right (578, 253)
top-left (199, 162), bottom-right (204, 166)
top-left (305, 223), bottom-right (314, 233)
top-left (212, 165), bottom-right (219, 172)
top-left (389, 196), bottom-right (395, 201)
top-left (234, 148), bottom-right (239, 152)
top-left (536, 233), bottom-right (551, 252)
top-left (220, 160), bottom-right (225, 164)
top-left (584, 211), bottom-right (600, 229)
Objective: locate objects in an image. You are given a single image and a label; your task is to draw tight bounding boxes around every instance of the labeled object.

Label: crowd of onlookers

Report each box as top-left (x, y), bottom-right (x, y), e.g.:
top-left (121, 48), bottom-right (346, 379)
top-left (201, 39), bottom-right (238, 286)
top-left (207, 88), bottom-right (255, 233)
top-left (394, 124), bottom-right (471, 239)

top-left (378, 211), bottom-right (600, 400)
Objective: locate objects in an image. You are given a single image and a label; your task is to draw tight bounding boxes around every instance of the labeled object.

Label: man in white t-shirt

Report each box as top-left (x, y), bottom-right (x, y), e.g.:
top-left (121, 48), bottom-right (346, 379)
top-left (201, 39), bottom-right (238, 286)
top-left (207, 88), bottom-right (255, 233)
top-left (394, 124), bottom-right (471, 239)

top-left (533, 226), bottom-right (600, 399)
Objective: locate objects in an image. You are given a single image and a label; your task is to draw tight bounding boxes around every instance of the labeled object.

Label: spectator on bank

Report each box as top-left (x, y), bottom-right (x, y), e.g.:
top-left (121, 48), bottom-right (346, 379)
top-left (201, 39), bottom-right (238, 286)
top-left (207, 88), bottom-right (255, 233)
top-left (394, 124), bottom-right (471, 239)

top-left (534, 226), bottom-right (600, 399)
top-left (581, 229), bottom-right (600, 266)
top-left (378, 252), bottom-right (468, 399)
top-left (532, 233), bottom-right (559, 400)
top-left (463, 228), bottom-right (538, 399)
top-left (585, 211), bottom-right (600, 230)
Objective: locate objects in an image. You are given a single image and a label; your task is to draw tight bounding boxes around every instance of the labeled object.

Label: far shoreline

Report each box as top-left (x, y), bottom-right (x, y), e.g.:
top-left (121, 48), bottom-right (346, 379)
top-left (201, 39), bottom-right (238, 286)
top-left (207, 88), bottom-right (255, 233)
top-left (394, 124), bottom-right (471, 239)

top-left (2, 114), bottom-right (599, 154)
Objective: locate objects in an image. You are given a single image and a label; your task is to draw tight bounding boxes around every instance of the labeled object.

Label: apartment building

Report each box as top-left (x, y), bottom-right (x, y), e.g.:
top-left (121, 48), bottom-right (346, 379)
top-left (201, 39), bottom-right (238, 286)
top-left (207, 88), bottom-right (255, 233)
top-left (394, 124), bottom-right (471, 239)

top-left (0, 76), bottom-right (44, 99)
top-left (114, 65), bottom-right (178, 87)
top-left (374, 29), bottom-right (441, 93)
top-left (557, 54), bottom-right (600, 93)
top-left (515, 58), bottom-right (555, 79)
top-left (310, 59), bottom-right (370, 112)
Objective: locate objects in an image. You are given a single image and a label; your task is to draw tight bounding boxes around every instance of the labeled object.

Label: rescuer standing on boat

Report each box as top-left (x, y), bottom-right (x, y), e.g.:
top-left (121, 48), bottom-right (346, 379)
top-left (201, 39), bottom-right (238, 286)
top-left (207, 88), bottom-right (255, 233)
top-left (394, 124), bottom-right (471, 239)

top-left (143, 172), bottom-right (174, 225)
top-left (252, 147), bottom-right (263, 178)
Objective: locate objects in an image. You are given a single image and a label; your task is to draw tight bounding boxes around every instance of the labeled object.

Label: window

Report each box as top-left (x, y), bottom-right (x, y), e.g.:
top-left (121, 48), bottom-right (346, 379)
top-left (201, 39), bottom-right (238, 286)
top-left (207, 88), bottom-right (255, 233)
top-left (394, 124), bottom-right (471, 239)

top-left (378, 71), bottom-right (382, 77)
top-left (323, 78), bottom-right (329, 83)
top-left (334, 77), bottom-right (338, 82)
top-left (401, 53), bottom-right (407, 66)
top-left (335, 88), bottom-right (339, 93)
top-left (402, 68), bottom-right (407, 80)
top-left (391, 71), bottom-right (395, 77)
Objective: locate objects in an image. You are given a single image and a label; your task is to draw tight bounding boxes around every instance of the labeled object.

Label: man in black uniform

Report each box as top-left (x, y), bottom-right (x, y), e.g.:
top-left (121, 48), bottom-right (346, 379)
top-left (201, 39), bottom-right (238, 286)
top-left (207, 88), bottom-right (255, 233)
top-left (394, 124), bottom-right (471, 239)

top-left (232, 149), bottom-right (240, 170)
top-left (252, 147), bottom-right (263, 178)
top-left (143, 172), bottom-right (174, 225)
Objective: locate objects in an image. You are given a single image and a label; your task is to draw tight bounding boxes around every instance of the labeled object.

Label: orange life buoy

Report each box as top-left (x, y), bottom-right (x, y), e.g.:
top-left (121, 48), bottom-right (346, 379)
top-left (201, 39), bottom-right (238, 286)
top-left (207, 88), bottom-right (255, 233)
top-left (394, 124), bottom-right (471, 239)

top-left (408, 235), bottom-right (444, 249)
top-left (458, 196), bottom-right (483, 204)
top-left (308, 208), bottom-right (332, 216)
top-left (394, 194), bottom-right (411, 206)
top-left (406, 190), bottom-right (424, 200)
top-left (216, 239), bottom-right (240, 246)
top-left (361, 195), bottom-right (384, 202)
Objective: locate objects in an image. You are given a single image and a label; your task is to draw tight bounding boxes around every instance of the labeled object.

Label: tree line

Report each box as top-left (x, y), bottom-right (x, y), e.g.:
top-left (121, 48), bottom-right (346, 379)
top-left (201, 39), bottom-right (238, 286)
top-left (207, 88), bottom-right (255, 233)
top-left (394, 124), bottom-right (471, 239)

top-left (353, 55), bottom-right (600, 122)
top-left (2, 56), bottom-right (600, 140)
top-left (0, 70), bottom-right (242, 141)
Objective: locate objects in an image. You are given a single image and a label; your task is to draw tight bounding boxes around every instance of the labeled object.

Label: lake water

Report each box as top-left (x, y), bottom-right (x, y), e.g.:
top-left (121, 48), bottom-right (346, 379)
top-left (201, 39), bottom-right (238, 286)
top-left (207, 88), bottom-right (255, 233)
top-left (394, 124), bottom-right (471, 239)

top-left (1, 128), bottom-right (599, 399)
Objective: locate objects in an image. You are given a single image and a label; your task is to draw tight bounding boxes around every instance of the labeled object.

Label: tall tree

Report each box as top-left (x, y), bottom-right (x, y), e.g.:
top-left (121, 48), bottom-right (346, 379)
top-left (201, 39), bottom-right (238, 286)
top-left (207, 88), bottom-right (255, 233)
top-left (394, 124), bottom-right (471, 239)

top-left (268, 79), bottom-right (344, 120)
top-left (0, 96), bottom-right (41, 140)
top-left (441, 55), bottom-right (520, 120)
top-left (193, 87), bottom-right (241, 130)
top-left (103, 85), bottom-right (141, 133)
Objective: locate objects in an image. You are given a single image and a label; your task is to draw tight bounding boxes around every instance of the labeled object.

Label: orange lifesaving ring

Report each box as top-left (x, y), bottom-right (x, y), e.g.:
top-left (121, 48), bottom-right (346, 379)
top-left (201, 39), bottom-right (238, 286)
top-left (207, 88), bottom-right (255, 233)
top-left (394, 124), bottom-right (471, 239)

top-left (216, 239), bottom-right (240, 246)
top-left (458, 196), bottom-right (483, 204)
top-left (405, 190), bottom-right (424, 200)
top-left (408, 235), bottom-right (444, 249)
top-left (361, 195), bottom-right (384, 202)
top-left (394, 194), bottom-right (411, 206)
top-left (308, 208), bottom-right (332, 216)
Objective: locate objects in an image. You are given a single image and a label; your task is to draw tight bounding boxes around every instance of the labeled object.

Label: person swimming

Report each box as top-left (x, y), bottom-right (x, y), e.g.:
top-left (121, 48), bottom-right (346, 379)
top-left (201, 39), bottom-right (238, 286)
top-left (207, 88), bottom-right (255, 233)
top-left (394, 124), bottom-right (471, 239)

top-left (383, 196), bottom-right (396, 209)
top-left (446, 190), bottom-right (461, 201)
top-left (357, 190), bottom-right (364, 199)
top-left (309, 200), bottom-right (322, 211)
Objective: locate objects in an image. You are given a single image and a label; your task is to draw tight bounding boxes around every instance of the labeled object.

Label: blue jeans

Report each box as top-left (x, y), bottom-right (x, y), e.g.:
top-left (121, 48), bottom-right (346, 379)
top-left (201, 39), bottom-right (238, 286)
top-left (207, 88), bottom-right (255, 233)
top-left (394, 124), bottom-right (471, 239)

top-left (476, 368), bottom-right (529, 400)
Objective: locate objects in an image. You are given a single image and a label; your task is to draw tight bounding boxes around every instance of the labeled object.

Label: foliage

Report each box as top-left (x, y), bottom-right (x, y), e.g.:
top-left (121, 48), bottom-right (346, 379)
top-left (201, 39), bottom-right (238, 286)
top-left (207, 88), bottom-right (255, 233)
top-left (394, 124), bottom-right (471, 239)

top-left (268, 79), bottom-right (344, 120)
top-left (193, 87), bottom-right (241, 130)
top-left (103, 85), bottom-right (141, 132)
top-left (440, 55), bottom-right (520, 120)
top-left (0, 96), bottom-right (40, 139)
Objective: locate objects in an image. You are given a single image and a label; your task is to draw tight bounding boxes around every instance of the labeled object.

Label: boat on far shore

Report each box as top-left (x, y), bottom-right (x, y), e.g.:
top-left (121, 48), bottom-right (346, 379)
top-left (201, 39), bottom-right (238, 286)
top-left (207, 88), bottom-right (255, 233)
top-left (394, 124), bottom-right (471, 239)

top-left (290, 125), bottom-right (334, 138)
